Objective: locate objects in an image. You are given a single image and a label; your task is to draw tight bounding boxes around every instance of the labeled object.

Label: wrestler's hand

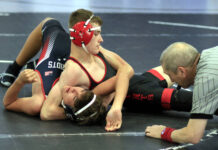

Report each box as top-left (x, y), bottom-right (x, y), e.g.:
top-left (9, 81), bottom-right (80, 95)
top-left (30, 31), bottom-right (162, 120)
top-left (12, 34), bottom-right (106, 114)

top-left (17, 69), bottom-right (38, 84)
top-left (105, 108), bottom-right (122, 132)
top-left (145, 125), bottom-right (166, 139)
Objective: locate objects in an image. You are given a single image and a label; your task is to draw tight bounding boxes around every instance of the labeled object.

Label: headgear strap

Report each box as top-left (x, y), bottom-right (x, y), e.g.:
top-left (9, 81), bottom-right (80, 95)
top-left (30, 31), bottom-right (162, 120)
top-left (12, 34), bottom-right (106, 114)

top-left (74, 94), bottom-right (96, 115)
top-left (61, 94), bottom-right (97, 121)
top-left (69, 15), bottom-right (101, 53)
top-left (61, 100), bottom-right (77, 120)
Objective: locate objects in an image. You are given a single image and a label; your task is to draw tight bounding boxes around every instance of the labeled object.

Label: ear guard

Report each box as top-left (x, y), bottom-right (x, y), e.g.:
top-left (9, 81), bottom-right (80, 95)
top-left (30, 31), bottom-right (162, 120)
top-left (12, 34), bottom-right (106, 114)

top-left (69, 15), bottom-right (101, 53)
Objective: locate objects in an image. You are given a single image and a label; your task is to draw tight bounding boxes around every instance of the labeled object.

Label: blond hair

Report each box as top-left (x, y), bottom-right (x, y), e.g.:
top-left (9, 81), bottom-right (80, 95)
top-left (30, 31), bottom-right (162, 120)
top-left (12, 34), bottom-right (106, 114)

top-left (160, 42), bottom-right (199, 73)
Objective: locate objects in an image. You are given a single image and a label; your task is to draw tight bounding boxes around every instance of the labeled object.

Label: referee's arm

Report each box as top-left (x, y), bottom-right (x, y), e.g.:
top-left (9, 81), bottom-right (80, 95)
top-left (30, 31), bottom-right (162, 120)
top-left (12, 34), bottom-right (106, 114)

top-left (171, 119), bottom-right (208, 143)
top-left (145, 119), bottom-right (208, 144)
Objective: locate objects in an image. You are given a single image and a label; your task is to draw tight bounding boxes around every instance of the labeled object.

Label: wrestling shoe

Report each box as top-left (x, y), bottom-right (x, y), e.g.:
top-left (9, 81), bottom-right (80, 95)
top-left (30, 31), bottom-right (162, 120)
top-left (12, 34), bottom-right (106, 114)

top-left (0, 72), bottom-right (17, 87)
top-left (0, 61), bottom-right (22, 87)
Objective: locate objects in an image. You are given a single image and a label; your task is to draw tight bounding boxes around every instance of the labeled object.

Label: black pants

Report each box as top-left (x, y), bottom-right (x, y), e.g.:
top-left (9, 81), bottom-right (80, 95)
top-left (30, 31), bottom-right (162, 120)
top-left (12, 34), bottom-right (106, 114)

top-left (124, 69), bottom-right (193, 112)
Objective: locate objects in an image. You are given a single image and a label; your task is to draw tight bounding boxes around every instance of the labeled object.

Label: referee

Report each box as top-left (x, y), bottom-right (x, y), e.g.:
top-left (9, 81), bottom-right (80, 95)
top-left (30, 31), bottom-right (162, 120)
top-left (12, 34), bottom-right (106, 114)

top-left (145, 42), bottom-right (218, 145)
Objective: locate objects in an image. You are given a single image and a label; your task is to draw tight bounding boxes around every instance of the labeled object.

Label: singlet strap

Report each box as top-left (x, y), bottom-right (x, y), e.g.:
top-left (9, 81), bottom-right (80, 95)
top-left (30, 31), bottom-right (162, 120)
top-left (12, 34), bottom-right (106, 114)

top-left (68, 57), bottom-right (92, 89)
top-left (68, 52), bottom-right (107, 89)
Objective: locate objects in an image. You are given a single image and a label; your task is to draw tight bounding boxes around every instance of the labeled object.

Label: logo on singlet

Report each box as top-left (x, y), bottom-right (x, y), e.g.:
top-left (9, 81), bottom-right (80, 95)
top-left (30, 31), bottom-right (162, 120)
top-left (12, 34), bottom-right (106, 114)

top-left (48, 58), bottom-right (66, 70)
top-left (45, 71), bottom-right (53, 76)
top-left (132, 93), bottom-right (154, 101)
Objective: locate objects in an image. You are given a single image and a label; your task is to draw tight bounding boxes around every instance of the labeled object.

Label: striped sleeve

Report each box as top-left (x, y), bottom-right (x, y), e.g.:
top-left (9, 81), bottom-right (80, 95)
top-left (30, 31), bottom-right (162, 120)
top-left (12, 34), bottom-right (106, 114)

top-left (190, 47), bottom-right (218, 119)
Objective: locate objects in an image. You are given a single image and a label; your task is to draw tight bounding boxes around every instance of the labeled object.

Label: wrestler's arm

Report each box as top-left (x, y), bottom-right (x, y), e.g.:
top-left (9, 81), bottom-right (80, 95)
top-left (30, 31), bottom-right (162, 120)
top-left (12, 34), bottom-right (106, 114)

top-left (92, 76), bottom-right (117, 96)
top-left (100, 46), bottom-right (134, 131)
top-left (40, 82), bottom-right (66, 120)
top-left (145, 119), bottom-right (208, 144)
top-left (100, 46), bottom-right (134, 110)
top-left (3, 69), bottom-right (43, 115)
top-left (40, 61), bottom-right (82, 120)
top-left (93, 66), bottom-right (172, 96)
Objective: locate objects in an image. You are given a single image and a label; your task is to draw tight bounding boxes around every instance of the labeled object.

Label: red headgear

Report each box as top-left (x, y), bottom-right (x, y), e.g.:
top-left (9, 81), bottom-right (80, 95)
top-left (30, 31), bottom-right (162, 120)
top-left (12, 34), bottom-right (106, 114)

top-left (69, 15), bottom-right (101, 53)
top-left (69, 21), bottom-right (94, 47)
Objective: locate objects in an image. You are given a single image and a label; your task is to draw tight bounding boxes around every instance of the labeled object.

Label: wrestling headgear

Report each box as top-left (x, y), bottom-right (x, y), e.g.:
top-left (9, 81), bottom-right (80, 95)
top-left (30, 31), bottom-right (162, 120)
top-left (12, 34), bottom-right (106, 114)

top-left (69, 15), bottom-right (101, 53)
top-left (61, 94), bottom-right (97, 122)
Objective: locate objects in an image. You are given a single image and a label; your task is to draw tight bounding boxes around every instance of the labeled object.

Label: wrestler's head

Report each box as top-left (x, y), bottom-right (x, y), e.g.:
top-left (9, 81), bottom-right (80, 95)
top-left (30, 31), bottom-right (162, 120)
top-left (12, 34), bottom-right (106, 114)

top-left (68, 9), bottom-right (103, 54)
top-left (62, 86), bottom-right (106, 125)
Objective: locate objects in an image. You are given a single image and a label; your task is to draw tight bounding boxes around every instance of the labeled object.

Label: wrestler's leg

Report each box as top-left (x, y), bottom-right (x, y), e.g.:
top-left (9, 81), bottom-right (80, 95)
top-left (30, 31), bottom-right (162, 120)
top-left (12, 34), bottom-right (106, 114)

top-left (125, 84), bottom-right (192, 112)
top-left (142, 66), bottom-right (174, 88)
top-left (138, 67), bottom-right (192, 111)
top-left (0, 18), bottom-right (50, 87)
top-left (13, 18), bottom-right (52, 66)
top-left (16, 21), bottom-right (44, 66)
top-left (160, 87), bottom-right (192, 111)
top-left (170, 88), bottom-right (192, 111)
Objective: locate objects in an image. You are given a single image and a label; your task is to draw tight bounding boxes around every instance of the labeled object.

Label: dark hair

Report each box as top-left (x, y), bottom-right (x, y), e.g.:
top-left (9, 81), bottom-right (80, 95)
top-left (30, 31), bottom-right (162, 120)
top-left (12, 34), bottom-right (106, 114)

top-left (68, 9), bottom-right (103, 28)
top-left (73, 91), bottom-right (106, 125)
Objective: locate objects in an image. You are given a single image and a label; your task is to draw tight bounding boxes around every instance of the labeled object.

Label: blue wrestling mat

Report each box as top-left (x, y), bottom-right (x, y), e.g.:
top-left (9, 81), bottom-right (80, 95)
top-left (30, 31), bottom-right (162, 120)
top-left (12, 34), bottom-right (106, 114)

top-left (0, 12), bottom-right (218, 150)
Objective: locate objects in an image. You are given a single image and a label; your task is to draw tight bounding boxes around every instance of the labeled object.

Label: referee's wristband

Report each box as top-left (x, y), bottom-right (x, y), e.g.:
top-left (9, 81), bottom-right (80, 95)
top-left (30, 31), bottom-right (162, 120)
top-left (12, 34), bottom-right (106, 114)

top-left (161, 127), bottom-right (175, 142)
